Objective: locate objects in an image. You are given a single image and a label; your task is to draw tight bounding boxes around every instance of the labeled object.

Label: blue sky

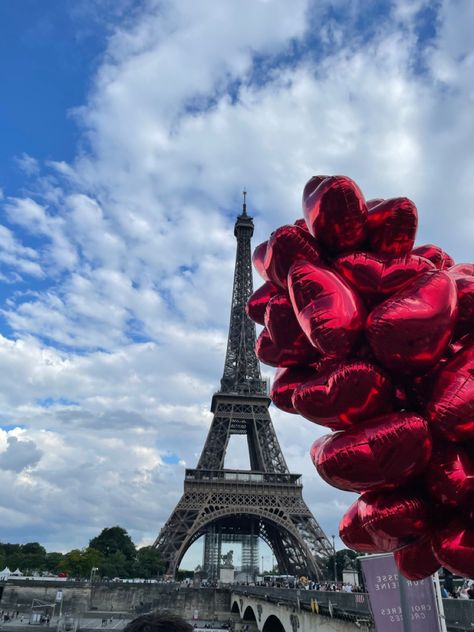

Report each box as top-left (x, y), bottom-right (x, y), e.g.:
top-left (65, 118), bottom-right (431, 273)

top-left (0, 0), bottom-right (473, 569)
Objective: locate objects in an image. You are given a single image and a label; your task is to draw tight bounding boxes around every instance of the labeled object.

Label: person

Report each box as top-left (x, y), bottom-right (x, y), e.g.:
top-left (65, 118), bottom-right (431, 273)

top-left (124, 611), bottom-right (193, 632)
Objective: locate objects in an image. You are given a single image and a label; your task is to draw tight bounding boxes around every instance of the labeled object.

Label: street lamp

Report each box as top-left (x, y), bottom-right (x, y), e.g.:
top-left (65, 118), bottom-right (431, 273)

top-left (331, 535), bottom-right (337, 583)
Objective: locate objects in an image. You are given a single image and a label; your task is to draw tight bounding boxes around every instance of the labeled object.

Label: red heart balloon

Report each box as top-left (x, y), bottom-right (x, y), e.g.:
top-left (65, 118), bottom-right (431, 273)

top-left (311, 412), bottom-right (432, 492)
top-left (292, 360), bottom-right (393, 429)
top-left (427, 341), bottom-right (474, 441)
top-left (264, 224), bottom-right (322, 288)
top-left (367, 197), bottom-right (418, 255)
top-left (367, 198), bottom-right (384, 209)
top-left (246, 282), bottom-right (281, 325)
top-left (294, 218), bottom-right (309, 232)
top-left (412, 244), bottom-right (455, 269)
top-left (252, 241), bottom-right (269, 281)
top-left (255, 327), bottom-right (319, 368)
top-left (394, 536), bottom-right (440, 580)
top-left (302, 175), bottom-right (368, 253)
top-left (265, 293), bottom-right (319, 358)
top-left (271, 366), bottom-right (316, 414)
top-left (339, 499), bottom-right (379, 553)
top-left (334, 252), bottom-right (435, 304)
top-left (448, 268), bottom-right (474, 336)
top-left (425, 444), bottom-right (474, 508)
top-left (432, 519), bottom-right (474, 577)
top-left (450, 263), bottom-right (474, 276)
top-left (302, 175), bottom-right (329, 205)
top-left (449, 331), bottom-right (474, 355)
top-left (358, 489), bottom-right (429, 552)
top-left (288, 261), bottom-right (366, 359)
top-left (367, 270), bottom-right (458, 373)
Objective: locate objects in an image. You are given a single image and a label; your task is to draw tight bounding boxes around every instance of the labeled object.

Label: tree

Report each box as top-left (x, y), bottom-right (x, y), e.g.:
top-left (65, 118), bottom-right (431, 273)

top-left (325, 549), bottom-right (359, 582)
top-left (59, 548), bottom-right (104, 579)
top-left (20, 543), bottom-right (47, 573)
top-left (133, 547), bottom-right (165, 579)
top-left (100, 551), bottom-right (132, 578)
top-left (89, 527), bottom-right (136, 561)
top-left (45, 552), bottom-right (65, 574)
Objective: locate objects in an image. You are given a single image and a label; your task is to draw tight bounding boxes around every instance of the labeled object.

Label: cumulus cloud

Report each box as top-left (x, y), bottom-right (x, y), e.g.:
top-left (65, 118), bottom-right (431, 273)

top-left (0, 0), bottom-right (472, 560)
top-left (0, 435), bottom-right (42, 472)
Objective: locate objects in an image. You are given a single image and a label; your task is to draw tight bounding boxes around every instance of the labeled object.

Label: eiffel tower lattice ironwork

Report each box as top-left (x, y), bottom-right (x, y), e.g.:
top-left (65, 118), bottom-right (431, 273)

top-left (153, 194), bottom-right (333, 579)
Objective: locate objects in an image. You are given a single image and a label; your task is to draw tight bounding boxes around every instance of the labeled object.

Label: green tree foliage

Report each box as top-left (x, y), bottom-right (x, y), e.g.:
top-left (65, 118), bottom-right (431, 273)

top-left (89, 527), bottom-right (136, 561)
top-left (20, 543), bottom-right (47, 573)
top-left (325, 549), bottom-right (359, 582)
top-left (0, 526), bottom-right (165, 580)
top-left (133, 546), bottom-right (165, 579)
top-left (59, 548), bottom-right (104, 578)
top-left (45, 552), bottom-right (64, 573)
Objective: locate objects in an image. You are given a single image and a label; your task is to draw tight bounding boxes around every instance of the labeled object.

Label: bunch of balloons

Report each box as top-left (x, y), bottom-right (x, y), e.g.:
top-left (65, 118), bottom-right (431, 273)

top-left (246, 175), bottom-right (474, 580)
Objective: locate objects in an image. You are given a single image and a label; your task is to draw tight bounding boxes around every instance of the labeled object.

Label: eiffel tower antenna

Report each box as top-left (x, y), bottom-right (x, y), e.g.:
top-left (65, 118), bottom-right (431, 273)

top-left (154, 197), bottom-right (333, 580)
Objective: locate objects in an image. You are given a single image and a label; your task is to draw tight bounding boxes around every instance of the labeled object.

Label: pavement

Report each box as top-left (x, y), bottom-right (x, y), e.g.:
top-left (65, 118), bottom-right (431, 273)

top-left (0, 616), bottom-right (129, 631)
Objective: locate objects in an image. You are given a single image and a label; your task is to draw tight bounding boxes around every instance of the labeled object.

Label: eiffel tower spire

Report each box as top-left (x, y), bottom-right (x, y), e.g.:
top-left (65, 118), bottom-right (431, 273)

top-left (220, 192), bottom-right (267, 395)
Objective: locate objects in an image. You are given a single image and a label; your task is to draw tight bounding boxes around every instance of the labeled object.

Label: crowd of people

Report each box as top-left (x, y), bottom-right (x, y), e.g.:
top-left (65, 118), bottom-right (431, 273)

top-left (441, 581), bottom-right (474, 600)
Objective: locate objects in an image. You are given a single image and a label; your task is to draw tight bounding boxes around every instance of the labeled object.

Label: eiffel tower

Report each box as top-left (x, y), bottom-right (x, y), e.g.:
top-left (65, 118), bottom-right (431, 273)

top-left (154, 194), bottom-right (333, 579)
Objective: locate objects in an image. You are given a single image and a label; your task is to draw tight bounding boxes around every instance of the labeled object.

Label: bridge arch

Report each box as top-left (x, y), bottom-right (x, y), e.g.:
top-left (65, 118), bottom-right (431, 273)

top-left (242, 606), bottom-right (257, 622)
top-left (171, 508), bottom-right (321, 578)
top-left (262, 614), bottom-right (286, 632)
top-left (231, 600), bottom-right (240, 614)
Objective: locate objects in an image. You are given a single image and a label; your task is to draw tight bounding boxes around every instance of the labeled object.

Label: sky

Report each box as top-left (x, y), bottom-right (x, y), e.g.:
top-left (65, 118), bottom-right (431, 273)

top-left (0, 0), bottom-right (473, 570)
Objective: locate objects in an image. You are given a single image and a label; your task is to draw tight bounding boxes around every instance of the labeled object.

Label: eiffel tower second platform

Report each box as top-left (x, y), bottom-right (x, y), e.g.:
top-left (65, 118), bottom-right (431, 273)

top-left (154, 196), bottom-right (333, 579)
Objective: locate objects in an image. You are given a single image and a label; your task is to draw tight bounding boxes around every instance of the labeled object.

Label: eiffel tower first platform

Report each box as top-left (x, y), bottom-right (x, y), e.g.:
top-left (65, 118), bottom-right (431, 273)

top-left (153, 195), bottom-right (333, 580)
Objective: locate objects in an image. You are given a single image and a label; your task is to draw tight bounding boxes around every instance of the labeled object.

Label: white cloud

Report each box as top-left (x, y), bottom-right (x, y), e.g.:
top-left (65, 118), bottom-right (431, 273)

top-left (0, 0), bottom-right (473, 562)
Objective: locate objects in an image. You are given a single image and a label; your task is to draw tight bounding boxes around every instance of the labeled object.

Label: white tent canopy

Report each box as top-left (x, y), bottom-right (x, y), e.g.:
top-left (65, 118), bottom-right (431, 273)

top-left (11, 568), bottom-right (23, 576)
top-left (0, 566), bottom-right (11, 579)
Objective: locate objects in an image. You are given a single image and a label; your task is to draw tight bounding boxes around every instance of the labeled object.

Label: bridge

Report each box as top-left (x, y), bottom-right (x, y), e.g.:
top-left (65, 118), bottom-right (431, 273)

top-left (231, 586), bottom-right (474, 632)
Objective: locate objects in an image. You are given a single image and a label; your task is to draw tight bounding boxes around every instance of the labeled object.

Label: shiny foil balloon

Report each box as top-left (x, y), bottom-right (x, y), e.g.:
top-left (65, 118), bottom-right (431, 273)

top-left (265, 293), bottom-right (313, 353)
top-left (245, 281), bottom-right (281, 325)
top-left (288, 261), bottom-right (366, 359)
top-left (412, 244), bottom-right (455, 269)
top-left (394, 537), bottom-right (440, 580)
top-left (270, 366), bottom-right (316, 414)
top-left (339, 499), bottom-right (379, 553)
top-left (264, 224), bottom-right (322, 288)
top-left (427, 342), bottom-right (474, 441)
top-left (449, 331), bottom-right (474, 355)
top-left (432, 519), bottom-right (474, 577)
top-left (252, 241), bottom-right (269, 281)
top-left (302, 175), bottom-right (329, 207)
top-left (334, 252), bottom-right (435, 303)
top-left (358, 489), bottom-right (429, 552)
top-left (448, 269), bottom-right (474, 335)
top-left (311, 412), bottom-right (432, 492)
top-left (292, 361), bottom-right (393, 429)
top-left (367, 198), bottom-right (385, 210)
top-left (294, 218), bottom-right (309, 232)
top-left (302, 175), bottom-right (368, 253)
top-left (367, 197), bottom-right (418, 255)
top-left (367, 270), bottom-right (458, 373)
top-left (255, 326), bottom-right (319, 368)
top-left (450, 263), bottom-right (474, 276)
top-left (425, 444), bottom-right (474, 508)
